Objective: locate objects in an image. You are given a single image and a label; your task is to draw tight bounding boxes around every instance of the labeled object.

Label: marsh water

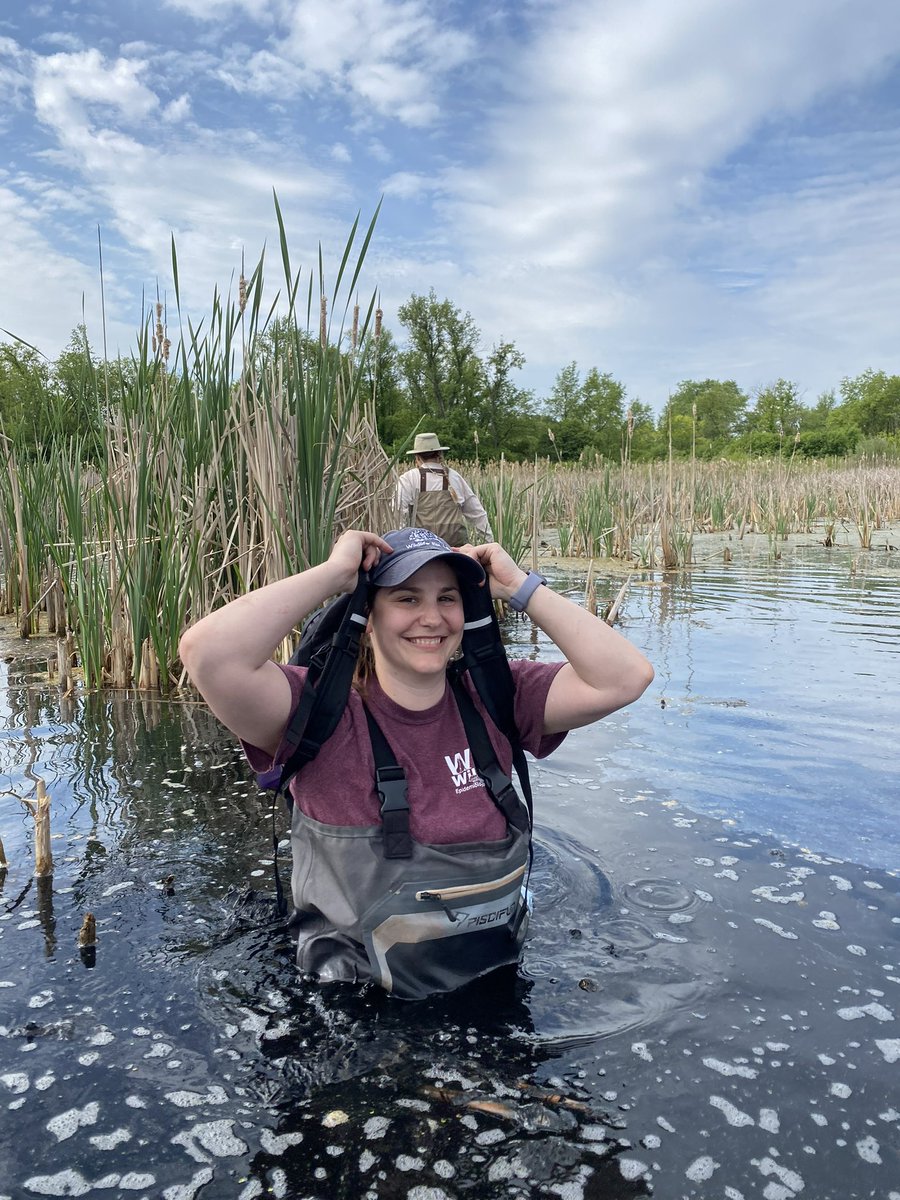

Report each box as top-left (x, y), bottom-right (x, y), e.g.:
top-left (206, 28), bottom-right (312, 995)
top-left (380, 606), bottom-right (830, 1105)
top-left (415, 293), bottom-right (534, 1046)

top-left (1, 535), bottom-right (898, 1199)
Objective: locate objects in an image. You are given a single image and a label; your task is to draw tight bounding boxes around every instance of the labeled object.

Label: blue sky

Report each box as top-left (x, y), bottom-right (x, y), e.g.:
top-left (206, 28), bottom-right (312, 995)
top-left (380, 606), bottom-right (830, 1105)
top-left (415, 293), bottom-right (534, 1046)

top-left (2, 0), bottom-right (900, 413)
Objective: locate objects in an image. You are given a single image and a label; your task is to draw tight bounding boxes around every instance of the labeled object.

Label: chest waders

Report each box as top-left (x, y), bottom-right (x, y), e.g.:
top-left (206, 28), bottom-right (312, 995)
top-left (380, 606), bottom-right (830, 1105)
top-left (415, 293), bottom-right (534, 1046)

top-left (262, 570), bottom-right (535, 1000)
top-left (410, 467), bottom-right (467, 546)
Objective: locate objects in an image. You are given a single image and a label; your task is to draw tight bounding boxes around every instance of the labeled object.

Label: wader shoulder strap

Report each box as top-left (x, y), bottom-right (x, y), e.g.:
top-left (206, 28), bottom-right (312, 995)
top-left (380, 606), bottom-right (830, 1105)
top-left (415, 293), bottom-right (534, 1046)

top-left (418, 467), bottom-right (450, 490)
top-left (363, 705), bottom-right (412, 860)
top-left (362, 684), bottom-right (529, 859)
top-left (450, 677), bottom-right (531, 835)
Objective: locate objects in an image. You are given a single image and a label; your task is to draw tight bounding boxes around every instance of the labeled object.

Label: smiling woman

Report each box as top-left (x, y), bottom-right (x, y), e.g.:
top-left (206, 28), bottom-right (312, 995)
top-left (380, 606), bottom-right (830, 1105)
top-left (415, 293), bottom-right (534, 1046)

top-left (179, 526), bottom-right (654, 999)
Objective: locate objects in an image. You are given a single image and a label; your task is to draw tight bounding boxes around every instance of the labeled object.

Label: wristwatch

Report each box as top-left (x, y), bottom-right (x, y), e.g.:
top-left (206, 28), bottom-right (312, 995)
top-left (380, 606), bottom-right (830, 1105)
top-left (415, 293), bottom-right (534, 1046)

top-left (508, 570), bottom-right (548, 612)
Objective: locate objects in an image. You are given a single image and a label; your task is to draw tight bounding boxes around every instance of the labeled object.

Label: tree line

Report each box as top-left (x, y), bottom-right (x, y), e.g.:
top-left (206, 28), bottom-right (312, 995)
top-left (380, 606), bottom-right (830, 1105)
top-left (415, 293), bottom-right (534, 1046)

top-left (3, 291), bottom-right (900, 463)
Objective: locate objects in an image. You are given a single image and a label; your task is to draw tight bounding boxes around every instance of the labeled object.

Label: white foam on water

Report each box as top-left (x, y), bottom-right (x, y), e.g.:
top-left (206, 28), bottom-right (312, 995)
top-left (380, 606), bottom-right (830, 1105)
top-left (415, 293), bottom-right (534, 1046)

top-left (34, 1073), bottom-right (55, 1091)
top-left (259, 1129), bottom-right (303, 1154)
top-left (27, 990), bottom-right (53, 1009)
top-left (753, 918), bottom-right (798, 940)
top-left (125, 1095), bottom-right (147, 1108)
top-left (22, 1169), bottom-right (92, 1196)
top-left (703, 1057), bottom-right (758, 1079)
top-left (875, 1039), bottom-right (900, 1063)
top-left (1, 1072), bottom-right (29, 1094)
top-left (752, 888), bottom-right (804, 904)
top-left (810, 1113), bottom-right (828, 1126)
top-left (758, 1108), bottom-right (780, 1134)
top-left (396, 1154), bottom-right (425, 1170)
top-left (685, 1155), bottom-right (719, 1182)
top-left (709, 1095), bottom-right (754, 1127)
top-left (172, 1119), bottom-right (248, 1162)
top-left (119, 1173), bottom-right (156, 1188)
top-left (715, 869), bottom-right (739, 881)
top-left (756, 1156), bottom-right (804, 1195)
top-left (694, 890), bottom-right (713, 902)
top-left (161, 1166), bottom-right (214, 1199)
top-left (47, 1101), bottom-right (100, 1141)
top-left (87, 1027), bottom-right (115, 1046)
top-left (631, 1042), bottom-right (653, 1062)
top-left (836, 1002), bottom-right (894, 1022)
top-left (144, 1042), bottom-right (174, 1058)
top-left (619, 1159), bottom-right (649, 1181)
top-left (165, 1087), bottom-right (229, 1108)
top-left (856, 1136), bottom-right (882, 1164)
top-left (829, 875), bottom-right (852, 891)
top-left (363, 1116), bottom-right (390, 1139)
top-left (90, 1128), bottom-right (132, 1150)
top-left (830, 1082), bottom-right (852, 1099)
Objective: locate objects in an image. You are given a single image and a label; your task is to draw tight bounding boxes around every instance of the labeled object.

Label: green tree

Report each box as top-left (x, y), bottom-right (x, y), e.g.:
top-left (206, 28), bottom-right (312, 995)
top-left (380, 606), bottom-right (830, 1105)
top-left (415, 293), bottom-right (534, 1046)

top-left (0, 340), bottom-right (50, 448)
top-left (478, 340), bottom-right (530, 454)
top-left (747, 379), bottom-right (804, 438)
top-left (397, 290), bottom-right (483, 420)
top-left (545, 361), bottom-right (581, 421)
top-left (661, 379), bottom-right (748, 447)
top-left (839, 369), bottom-right (900, 435)
top-left (581, 368), bottom-right (625, 457)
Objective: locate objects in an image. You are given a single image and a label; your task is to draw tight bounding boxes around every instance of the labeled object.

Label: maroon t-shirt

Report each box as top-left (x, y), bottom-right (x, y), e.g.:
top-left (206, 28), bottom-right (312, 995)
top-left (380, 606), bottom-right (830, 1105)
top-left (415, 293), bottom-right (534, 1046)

top-left (244, 660), bottom-right (566, 844)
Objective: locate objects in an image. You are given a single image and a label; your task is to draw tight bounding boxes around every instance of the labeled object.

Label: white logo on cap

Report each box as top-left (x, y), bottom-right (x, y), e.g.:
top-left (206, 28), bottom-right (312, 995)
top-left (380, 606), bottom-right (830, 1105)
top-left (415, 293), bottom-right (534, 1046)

top-left (406, 529), bottom-right (447, 549)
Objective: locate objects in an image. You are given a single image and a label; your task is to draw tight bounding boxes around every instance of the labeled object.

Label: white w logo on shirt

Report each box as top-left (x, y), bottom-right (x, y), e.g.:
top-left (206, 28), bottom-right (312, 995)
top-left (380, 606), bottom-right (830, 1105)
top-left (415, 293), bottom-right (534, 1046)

top-left (444, 749), bottom-right (474, 788)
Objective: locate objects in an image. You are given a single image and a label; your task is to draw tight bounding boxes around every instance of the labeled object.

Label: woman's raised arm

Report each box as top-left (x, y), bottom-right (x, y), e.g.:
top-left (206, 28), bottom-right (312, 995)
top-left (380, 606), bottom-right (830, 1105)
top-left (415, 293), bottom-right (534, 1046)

top-left (463, 542), bottom-right (654, 736)
top-left (179, 531), bottom-right (392, 755)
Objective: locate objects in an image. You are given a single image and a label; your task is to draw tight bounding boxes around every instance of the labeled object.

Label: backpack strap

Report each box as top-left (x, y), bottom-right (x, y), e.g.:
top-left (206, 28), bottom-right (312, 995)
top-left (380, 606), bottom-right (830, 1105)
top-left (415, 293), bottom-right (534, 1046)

top-left (418, 467), bottom-right (427, 492)
top-left (277, 571), bottom-right (369, 801)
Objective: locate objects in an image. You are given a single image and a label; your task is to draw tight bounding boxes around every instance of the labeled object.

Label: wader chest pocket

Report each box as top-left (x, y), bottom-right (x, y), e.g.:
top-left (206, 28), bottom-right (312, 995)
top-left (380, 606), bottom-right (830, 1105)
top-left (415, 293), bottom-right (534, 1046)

top-left (362, 864), bottom-right (528, 1000)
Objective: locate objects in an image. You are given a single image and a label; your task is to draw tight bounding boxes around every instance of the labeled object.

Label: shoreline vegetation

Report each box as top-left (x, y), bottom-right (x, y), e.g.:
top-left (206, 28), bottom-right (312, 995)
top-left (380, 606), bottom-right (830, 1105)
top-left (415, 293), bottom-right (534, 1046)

top-left (2, 214), bottom-right (899, 695)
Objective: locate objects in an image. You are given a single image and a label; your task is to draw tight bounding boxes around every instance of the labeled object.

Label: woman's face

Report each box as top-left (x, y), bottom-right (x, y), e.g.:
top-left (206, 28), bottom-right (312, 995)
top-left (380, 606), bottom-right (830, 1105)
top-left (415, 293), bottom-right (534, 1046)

top-left (368, 560), bottom-right (465, 683)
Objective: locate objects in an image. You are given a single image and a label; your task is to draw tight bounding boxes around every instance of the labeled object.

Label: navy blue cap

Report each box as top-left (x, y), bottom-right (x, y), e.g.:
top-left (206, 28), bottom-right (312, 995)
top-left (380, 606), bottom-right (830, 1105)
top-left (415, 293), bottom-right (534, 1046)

top-left (370, 528), bottom-right (486, 588)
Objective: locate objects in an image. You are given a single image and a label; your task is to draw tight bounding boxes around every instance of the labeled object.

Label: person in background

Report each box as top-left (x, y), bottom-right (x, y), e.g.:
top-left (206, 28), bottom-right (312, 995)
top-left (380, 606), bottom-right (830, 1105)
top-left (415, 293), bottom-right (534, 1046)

top-left (396, 432), bottom-right (493, 546)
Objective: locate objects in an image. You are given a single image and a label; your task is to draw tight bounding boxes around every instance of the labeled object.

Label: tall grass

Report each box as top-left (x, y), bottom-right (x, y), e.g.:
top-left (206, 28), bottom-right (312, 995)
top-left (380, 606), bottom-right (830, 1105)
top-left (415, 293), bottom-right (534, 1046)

top-left (0, 204), bottom-right (393, 691)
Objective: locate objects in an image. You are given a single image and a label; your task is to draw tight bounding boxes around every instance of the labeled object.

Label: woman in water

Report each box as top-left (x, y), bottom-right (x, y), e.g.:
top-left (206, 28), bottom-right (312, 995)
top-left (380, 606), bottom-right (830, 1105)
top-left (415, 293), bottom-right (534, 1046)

top-left (179, 527), bottom-right (653, 998)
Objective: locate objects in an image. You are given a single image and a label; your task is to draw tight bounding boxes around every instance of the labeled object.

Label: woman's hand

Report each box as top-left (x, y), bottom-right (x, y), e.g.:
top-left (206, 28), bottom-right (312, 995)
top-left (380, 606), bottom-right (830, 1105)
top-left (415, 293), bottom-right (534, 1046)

top-left (327, 530), bottom-right (395, 593)
top-left (457, 542), bottom-right (528, 601)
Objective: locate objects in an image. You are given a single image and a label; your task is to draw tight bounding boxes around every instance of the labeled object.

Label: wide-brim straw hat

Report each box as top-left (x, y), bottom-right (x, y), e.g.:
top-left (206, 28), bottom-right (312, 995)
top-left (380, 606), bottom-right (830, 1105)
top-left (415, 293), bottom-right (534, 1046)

top-left (407, 432), bottom-right (449, 455)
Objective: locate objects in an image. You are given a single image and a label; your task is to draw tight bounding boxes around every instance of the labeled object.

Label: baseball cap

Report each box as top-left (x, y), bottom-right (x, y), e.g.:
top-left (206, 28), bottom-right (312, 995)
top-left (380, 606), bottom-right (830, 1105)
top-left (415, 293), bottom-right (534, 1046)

top-left (369, 528), bottom-right (486, 588)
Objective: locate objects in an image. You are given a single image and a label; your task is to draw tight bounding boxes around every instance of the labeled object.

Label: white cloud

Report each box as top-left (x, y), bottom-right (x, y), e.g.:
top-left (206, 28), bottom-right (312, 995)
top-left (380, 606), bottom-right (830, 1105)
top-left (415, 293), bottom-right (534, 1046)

top-left (381, 171), bottom-right (432, 200)
top-left (331, 142), bottom-right (351, 162)
top-left (425, 0), bottom-right (900, 401)
top-left (212, 0), bottom-right (475, 125)
top-left (162, 94), bottom-right (192, 123)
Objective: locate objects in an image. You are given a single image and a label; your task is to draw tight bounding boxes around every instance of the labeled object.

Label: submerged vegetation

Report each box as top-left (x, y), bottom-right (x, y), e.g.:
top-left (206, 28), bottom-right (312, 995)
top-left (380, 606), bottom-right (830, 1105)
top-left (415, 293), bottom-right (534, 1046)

top-left (1, 207), bottom-right (899, 694)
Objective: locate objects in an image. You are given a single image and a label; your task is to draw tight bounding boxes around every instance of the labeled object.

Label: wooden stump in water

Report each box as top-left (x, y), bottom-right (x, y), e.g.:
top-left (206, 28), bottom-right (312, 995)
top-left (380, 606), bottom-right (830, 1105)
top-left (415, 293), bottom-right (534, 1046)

top-left (0, 832), bottom-right (7, 871)
top-left (33, 780), bottom-right (53, 878)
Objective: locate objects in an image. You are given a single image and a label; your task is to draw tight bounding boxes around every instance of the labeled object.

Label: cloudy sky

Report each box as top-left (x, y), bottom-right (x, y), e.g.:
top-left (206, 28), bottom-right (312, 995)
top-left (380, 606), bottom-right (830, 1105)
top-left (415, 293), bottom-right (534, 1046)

top-left (3, 0), bottom-right (900, 411)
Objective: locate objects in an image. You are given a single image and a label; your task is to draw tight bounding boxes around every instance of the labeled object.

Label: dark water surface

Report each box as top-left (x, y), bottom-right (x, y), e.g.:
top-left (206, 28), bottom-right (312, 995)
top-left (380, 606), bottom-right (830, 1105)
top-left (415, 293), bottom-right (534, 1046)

top-left (1, 545), bottom-right (897, 1199)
